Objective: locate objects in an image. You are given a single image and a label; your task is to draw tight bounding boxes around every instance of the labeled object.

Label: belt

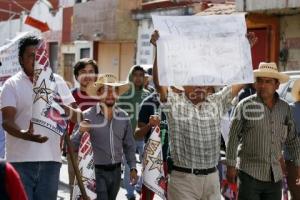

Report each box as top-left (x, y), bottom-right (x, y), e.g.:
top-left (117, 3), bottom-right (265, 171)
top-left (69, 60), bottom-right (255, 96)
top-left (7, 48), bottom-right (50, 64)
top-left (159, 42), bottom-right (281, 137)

top-left (173, 165), bottom-right (216, 175)
top-left (95, 163), bottom-right (121, 171)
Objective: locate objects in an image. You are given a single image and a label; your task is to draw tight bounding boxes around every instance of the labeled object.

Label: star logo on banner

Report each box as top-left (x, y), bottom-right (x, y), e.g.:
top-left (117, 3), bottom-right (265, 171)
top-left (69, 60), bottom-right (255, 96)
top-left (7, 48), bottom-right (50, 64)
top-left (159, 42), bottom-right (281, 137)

top-left (33, 79), bottom-right (53, 103)
top-left (148, 152), bottom-right (163, 173)
top-left (33, 69), bottom-right (42, 85)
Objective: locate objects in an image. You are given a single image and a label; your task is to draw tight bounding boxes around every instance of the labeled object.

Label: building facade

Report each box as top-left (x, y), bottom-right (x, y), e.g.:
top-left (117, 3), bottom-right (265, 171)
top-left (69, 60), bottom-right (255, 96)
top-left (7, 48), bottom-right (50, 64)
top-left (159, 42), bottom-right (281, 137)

top-left (236, 0), bottom-right (300, 71)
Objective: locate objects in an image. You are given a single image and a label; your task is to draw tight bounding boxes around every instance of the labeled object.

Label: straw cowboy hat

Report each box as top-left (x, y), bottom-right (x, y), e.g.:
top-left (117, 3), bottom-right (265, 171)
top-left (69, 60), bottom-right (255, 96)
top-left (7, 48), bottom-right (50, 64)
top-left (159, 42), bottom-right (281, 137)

top-left (86, 73), bottom-right (130, 98)
top-left (253, 62), bottom-right (289, 83)
top-left (291, 79), bottom-right (300, 101)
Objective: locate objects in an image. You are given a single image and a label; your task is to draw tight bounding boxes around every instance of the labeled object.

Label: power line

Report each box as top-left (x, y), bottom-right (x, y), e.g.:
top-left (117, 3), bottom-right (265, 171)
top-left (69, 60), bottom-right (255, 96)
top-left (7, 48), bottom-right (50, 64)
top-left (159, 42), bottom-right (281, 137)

top-left (0, 8), bottom-right (21, 15)
top-left (11, 0), bottom-right (30, 13)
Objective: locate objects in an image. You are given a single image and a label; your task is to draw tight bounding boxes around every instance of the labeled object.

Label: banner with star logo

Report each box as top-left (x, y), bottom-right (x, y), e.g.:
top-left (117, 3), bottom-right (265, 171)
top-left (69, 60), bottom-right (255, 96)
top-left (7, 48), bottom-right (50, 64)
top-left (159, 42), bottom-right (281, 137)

top-left (142, 126), bottom-right (167, 200)
top-left (31, 40), bottom-right (67, 136)
top-left (72, 131), bottom-right (97, 200)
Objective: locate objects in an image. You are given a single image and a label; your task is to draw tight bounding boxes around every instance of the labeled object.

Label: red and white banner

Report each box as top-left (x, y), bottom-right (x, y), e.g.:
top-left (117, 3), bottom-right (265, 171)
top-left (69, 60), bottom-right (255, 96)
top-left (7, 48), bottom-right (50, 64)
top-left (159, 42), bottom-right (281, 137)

top-left (31, 40), bottom-right (67, 136)
top-left (72, 132), bottom-right (96, 200)
top-left (143, 126), bottom-right (167, 200)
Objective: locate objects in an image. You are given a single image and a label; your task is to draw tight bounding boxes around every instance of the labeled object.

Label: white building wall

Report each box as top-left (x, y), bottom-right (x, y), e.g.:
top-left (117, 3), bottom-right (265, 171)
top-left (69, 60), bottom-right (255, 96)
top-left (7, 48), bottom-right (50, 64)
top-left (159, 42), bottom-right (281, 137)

top-left (0, 18), bottom-right (32, 45)
top-left (0, 1), bottom-right (64, 45)
top-left (31, 1), bottom-right (63, 32)
top-left (73, 40), bottom-right (93, 87)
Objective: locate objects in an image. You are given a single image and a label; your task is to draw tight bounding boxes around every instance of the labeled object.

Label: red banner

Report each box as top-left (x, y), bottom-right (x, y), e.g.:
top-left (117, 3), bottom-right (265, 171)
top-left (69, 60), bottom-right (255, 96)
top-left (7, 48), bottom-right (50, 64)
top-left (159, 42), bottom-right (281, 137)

top-left (25, 16), bottom-right (50, 32)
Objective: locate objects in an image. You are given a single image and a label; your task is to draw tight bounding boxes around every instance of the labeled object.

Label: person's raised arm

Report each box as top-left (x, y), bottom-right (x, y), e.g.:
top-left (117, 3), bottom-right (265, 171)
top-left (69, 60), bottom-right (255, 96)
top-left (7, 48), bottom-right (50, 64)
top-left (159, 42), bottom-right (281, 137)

top-left (230, 32), bottom-right (258, 98)
top-left (135, 115), bottom-right (160, 140)
top-left (231, 84), bottom-right (244, 98)
top-left (150, 30), bottom-right (168, 102)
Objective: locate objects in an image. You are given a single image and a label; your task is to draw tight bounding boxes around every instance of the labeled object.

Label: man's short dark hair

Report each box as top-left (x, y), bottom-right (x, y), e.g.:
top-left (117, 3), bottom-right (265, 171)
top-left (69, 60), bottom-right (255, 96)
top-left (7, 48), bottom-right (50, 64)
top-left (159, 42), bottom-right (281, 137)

top-left (73, 58), bottom-right (99, 78)
top-left (18, 35), bottom-right (40, 59)
top-left (132, 65), bottom-right (145, 75)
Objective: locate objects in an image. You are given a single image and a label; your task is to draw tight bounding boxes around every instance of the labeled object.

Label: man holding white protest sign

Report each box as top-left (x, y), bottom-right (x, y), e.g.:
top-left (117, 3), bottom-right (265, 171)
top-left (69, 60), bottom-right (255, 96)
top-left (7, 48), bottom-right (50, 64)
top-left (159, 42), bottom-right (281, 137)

top-left (0, 34), bottom-right (80, 200)
top-left (72, 73), bottom-right (138, 200)
top-left (150, 14), bottom-right (257, 200)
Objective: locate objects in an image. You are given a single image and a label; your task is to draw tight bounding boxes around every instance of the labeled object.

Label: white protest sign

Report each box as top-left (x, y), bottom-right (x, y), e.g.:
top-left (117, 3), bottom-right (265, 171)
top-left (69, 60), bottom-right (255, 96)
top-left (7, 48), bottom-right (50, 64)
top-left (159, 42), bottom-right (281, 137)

top-left (152, 14), bottom-right (253, 86)
top-left (0, 32), bottom-right (29, 86)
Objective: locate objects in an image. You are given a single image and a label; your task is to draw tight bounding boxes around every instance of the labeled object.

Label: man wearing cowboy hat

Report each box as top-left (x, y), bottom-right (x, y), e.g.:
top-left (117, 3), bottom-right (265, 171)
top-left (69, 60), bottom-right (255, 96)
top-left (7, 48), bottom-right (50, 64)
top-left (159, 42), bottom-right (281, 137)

top-left (226, 62), bottom-right (300, 200)
top-left (284, 79), bottom-right (300, 200)
top-left (72, 73), bottom-right (138, 200)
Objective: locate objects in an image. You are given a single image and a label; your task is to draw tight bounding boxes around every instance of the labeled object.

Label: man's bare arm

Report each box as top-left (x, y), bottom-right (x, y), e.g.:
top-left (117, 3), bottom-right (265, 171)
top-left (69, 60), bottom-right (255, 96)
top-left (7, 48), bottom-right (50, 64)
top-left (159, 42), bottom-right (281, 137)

top-left (151, 30), bottom-right (168, 102)
top-left (2, 107), bottom-right (48, 143)
top-left (135, 115), bottom-right (160, 139)
top-left (134, 122), bottom-right (151, 140)
top-left (231, 84), bottom-right (244, 98)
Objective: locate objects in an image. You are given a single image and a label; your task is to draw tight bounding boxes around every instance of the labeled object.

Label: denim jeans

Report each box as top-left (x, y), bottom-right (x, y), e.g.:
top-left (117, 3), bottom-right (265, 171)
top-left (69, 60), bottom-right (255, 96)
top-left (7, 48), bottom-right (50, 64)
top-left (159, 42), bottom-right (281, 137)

top-left (95, 166), bottom-right (121, 200)
top-left (12, 161), bottom-right (61, 200)
top-left (238, 170), bottom-right (282, 200)
top-left (124, 140), bottom-right (144, 198)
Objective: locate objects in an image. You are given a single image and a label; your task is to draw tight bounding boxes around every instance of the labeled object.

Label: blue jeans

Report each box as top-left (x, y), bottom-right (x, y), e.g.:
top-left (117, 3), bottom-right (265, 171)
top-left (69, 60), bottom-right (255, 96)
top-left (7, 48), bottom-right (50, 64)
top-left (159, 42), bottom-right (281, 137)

top-left (12, 161), bottom-right (61, 200)
top-left (238, 171), bottom-right (282, 200)
top-left (95, 166), bottom-right (121, 200)
top-left (124, 140), bottom-right (144, 198)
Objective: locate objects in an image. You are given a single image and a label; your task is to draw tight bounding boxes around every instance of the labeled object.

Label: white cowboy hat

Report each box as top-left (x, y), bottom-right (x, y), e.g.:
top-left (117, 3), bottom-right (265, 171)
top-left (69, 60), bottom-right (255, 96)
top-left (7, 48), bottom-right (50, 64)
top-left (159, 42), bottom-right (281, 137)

top-left (253, 62), bottom-right (289, 83)
top-left (291, 79), bottom-right (300, 101)
top-left (86, 73), bottom-right (130, 98)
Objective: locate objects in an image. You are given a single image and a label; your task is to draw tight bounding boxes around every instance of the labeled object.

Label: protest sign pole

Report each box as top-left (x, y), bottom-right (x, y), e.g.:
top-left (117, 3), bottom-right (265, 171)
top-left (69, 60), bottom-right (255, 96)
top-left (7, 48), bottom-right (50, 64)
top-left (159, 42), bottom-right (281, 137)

top-left (64, 131), bottom-right (89, 200)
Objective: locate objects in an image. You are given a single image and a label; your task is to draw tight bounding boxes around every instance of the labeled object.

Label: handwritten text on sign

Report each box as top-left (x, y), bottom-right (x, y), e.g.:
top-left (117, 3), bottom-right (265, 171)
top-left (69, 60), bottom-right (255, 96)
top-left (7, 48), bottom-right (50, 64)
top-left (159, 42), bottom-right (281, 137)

top-left (152, 14), bottom-right (253, 86)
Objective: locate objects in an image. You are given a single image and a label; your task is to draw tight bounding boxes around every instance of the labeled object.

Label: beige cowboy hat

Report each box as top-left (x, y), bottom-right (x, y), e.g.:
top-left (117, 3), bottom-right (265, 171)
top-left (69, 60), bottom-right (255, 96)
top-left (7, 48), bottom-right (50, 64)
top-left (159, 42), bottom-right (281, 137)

top-left (86, 73), bottom-right (130, 98)
top-left (291, 79), bottom-right (300, 101)
top-left (253, 62), bottom-right (289, 83)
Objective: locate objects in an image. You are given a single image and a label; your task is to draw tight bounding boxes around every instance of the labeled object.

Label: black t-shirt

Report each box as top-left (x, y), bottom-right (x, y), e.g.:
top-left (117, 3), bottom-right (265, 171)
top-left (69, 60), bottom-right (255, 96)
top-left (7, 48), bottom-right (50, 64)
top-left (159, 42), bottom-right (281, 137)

top-left (138, 93), bottom-right (169, 161)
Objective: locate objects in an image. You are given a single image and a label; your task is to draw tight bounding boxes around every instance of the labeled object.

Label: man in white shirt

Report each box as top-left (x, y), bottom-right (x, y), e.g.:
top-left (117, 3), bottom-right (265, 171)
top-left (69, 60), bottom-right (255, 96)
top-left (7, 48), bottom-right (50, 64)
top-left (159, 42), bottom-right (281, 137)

top-left (0, 35), bottom-right (77, 200)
